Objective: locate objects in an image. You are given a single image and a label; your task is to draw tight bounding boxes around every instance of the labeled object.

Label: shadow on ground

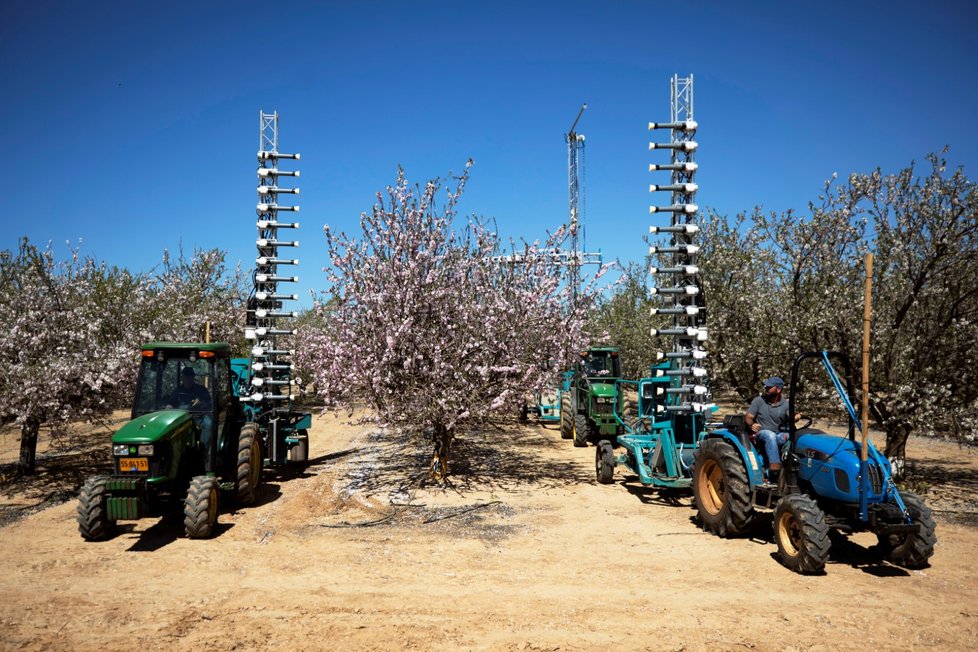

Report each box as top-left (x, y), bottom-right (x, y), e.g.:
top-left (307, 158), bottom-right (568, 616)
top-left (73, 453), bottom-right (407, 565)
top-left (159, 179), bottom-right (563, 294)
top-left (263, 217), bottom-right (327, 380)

top-left (340, 421), bottom-right (594, 496)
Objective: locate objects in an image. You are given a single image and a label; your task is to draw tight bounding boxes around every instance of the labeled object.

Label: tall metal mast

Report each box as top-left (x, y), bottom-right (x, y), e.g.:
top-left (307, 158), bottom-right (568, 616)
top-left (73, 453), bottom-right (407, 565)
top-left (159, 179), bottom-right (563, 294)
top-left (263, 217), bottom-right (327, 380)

top-left (647, 74), bottom-right (711, 415)
top-left (565, 103), bottom-right (601, 306)
top-left (245, 111), bottom-right (301, 442)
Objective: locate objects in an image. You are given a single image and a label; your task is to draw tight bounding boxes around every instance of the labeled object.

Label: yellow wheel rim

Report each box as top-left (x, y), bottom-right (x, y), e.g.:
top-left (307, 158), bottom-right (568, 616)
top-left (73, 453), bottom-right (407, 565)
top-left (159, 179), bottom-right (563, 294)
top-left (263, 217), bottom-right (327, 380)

top-left (777, 510), bottom-right (802, 558)
top-left (698, 459), bottom-right (724, 515)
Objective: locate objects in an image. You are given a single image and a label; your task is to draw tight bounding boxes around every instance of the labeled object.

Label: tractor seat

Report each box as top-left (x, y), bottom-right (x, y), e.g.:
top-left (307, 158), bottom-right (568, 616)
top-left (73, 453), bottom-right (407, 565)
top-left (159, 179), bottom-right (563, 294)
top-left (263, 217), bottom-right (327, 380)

top-left (722, 414), bottom-right (746, 435)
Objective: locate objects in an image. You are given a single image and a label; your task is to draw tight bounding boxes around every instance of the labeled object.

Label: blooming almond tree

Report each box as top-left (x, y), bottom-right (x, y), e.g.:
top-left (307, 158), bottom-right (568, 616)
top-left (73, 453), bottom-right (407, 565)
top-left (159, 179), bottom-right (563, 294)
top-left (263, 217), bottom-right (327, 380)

top-left (0, 240), bottom-right (248, 476)
top-left (0, 240), bottom-right (133, 475)
top-left (299, 163), bottom-right (596, 479)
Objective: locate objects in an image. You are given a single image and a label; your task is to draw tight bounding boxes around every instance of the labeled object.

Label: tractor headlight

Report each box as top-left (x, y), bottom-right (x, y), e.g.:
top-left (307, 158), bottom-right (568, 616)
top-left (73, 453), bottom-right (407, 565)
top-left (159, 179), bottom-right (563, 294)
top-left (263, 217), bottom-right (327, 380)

top-left (113, 444), bottom-right (131, 456)
top-left (137, 444), bottom-right (154, 456)
top-left (597, 397), bottom-right (613, 405)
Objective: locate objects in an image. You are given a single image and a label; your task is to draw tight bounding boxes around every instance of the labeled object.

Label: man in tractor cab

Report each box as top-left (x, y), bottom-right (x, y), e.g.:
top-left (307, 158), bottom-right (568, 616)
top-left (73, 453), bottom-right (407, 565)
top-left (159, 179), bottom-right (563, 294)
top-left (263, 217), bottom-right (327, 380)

top-left (745, 376), bottom-right (801, 475)
top-left (166, 367), bottom-right (214, 447)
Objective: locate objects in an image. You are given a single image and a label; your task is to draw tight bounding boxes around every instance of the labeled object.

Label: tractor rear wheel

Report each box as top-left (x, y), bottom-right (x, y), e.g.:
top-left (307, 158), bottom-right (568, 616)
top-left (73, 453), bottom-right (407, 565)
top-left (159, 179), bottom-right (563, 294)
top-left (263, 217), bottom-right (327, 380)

top-left (877, 491), bottom-right (936, 569)
top-left (773, 494), bottom-right (831, 574)
top-left (692, 438), bottom-right (756, 537)
top-left (236, 422), bottom-right (262, 505)
top-left (559, 394), bottom-right (573, 440)
top-left (77, 475), bottom-right (115, 541)
top-left (596, 440), bottom-right (615, 484)
top-left (184, 475), bottom-right (219, 539)
top-left (573, 413), bottom-right (589, 448)
top-left (622, 393), bottom-right (638, 432)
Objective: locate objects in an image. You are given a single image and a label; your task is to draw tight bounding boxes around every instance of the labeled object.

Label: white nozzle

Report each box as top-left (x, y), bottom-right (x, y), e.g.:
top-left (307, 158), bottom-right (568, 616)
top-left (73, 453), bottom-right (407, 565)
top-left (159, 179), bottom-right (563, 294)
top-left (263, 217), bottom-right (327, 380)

top-left (685, 306), bottom-right (700, 315)
top-left (693, 349), bottom-right (708, 360)
top-left (692, 385), bottom-right (708, 395)
top-left (691, 367), bottom-right (707, 377)
top-left (244, 328), bottom-right (256, 340)
top-left (686, 244), bottom-right (700, 254)
top-left (682, 204), bottom-right (699, 214)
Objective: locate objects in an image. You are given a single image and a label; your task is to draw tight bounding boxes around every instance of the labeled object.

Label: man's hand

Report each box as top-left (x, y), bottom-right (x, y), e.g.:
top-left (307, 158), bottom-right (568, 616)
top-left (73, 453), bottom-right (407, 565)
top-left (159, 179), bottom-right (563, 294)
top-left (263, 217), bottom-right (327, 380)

top-left (751, 422), bottom-right (761, 433)
top-left (794, 413), bottom-right (803, 422)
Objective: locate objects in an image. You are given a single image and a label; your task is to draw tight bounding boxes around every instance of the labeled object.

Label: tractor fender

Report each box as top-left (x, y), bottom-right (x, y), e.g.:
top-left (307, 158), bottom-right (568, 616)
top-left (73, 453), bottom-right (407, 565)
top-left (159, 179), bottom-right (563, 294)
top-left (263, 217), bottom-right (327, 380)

top-left (701, 429), bottom-right (766, 489)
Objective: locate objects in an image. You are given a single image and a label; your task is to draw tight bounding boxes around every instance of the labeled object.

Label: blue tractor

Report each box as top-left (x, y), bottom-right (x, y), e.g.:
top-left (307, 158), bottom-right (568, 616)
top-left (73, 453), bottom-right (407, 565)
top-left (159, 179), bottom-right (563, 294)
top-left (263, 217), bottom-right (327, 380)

top-left (691, 351), bottom-right (936, 574)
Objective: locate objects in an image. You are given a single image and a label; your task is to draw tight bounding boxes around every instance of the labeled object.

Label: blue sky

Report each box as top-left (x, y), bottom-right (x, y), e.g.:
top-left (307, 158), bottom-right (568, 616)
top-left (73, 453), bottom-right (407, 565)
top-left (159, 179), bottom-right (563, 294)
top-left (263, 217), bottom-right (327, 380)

top-left (3, 1), bottom-right (976, 307)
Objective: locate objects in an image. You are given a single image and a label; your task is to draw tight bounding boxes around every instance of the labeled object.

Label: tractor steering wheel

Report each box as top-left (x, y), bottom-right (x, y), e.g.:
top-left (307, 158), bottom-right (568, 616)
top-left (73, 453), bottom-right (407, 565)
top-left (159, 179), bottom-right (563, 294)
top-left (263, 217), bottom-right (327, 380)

top-left (796, 415), bottom-right (814, 430)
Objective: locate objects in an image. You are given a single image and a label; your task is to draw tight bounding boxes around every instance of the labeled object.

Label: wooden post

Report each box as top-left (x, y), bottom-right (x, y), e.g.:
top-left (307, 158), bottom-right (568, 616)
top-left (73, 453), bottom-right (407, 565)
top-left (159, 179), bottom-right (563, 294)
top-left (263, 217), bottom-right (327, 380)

top-left (205, 320), bottom-right (211, 344)
top-left (861, 253), bottom-right (873, 462)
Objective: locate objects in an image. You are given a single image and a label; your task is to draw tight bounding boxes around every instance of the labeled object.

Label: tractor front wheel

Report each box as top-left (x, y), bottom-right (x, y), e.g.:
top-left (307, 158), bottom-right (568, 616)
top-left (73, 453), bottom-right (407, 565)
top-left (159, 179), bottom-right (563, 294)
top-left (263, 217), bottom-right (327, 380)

top-left (236, 422), bottom-right (262, 505)
top-left (692, 438), bottom-right (756, 537)
top-left (877, 491), bottom-right (936, 569)
top-left (773, 494), bottom-right (831, 574)
top-left (596, 440), bottom-right (615, 484)
top-left (184, 475), bottom-right (219, 539)
top-left (573, 413), bottom-right (589, 448)
top-left (77, 475), bottom-right (115, 541)
top-left (559, 394), bottom-right (573, 440)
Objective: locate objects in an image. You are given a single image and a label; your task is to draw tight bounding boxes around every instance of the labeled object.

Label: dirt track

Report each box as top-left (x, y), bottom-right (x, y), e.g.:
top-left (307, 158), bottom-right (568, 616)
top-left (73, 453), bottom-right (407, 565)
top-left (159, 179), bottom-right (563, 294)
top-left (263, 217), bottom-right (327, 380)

top-left (2, 413), bottom-right (978, 651)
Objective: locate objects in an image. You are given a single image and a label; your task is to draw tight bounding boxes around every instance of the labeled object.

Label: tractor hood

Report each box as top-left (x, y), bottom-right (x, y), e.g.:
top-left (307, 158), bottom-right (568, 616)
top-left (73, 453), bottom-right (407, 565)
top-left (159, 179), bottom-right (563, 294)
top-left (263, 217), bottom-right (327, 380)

top-left (113, 410), bottom-right (195, 445)
top-left (589, 383), bottom-right (617, 399)
top-left (795, 433), bottom-right (891, 502)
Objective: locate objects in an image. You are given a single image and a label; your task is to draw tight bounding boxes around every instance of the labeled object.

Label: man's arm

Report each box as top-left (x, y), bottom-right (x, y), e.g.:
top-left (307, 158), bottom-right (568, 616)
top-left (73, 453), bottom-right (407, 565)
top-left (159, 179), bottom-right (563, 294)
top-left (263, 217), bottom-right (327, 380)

top-left (745, 396), bottom-right (762, 434)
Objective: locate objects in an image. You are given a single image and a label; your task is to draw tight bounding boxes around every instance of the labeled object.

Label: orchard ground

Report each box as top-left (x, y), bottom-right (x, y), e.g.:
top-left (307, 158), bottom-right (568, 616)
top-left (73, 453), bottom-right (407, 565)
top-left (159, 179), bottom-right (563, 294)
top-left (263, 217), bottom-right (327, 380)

top-left (1, 409), bottom-right (978, 651)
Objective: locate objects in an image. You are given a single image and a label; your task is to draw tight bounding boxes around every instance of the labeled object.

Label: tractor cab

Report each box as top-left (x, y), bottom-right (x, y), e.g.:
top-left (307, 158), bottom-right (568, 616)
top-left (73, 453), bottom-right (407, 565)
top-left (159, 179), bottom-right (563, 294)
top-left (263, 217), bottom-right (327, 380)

top-left (580, 347), bottom-right (621, 380)
top-left (129, 342), bottom-right (238, 474)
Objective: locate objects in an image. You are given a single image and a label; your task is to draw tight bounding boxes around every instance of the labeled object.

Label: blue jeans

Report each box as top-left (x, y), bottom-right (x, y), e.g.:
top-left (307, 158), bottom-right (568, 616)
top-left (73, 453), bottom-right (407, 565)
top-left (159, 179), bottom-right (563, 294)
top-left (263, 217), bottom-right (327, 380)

top-left (755, 429), bottom-right (788, 467)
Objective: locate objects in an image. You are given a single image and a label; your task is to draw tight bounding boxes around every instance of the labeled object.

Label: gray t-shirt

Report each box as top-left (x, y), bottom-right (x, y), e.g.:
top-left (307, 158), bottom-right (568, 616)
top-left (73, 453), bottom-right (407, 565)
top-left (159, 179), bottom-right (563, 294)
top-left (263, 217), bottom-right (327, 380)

top-left (747, 395), bottom-right (791, 432)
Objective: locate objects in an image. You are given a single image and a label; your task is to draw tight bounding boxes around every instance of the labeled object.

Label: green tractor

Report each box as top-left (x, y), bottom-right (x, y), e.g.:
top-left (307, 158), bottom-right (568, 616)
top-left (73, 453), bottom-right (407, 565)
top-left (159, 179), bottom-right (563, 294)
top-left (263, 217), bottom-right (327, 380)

top-left (77, 341), bottom-right (309, 541)
top-left (559, 347), bottom-right (625, 447)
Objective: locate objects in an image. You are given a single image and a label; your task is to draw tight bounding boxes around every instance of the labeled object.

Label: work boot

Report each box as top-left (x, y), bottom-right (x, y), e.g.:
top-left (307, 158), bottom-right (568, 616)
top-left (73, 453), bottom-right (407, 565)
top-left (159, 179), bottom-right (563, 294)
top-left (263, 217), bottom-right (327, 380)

top-left (768, 462), bottom-right (782, 474)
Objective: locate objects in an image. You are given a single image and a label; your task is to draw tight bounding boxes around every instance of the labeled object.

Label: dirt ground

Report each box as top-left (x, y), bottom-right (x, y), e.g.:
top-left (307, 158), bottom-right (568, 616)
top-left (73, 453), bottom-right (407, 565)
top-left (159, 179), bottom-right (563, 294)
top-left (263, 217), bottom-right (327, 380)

top-left (2, 410), bottom-right (978, 651)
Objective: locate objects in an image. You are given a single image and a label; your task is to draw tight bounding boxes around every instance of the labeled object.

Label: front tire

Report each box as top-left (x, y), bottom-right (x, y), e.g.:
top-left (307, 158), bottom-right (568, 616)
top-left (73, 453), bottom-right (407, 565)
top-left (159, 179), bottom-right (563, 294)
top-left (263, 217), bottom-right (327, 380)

top-left (692, 438), bottom-right (756, 537)
top-left (878, 491), bottom-right (936, 569)
top-left (184, 475), bottom-right (219, 539)
top-left (236, 422), bottom-right (262, 505)
top-left (773, 494), bottom-right (831, 574)
top-left (77, 475), bottom-right (115, 541)
top-left (596, 440), bottom-right (615, 484)
top-left (559, 394), bottom-right (573, 440)
top-left (573, 413), bottom-right (589, 448)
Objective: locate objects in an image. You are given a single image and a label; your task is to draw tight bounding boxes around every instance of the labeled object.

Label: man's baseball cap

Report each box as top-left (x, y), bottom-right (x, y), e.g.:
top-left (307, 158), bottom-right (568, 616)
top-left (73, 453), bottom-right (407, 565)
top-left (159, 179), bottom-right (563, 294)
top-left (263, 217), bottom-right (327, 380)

top-left (181, 367), bottom-right (196, 377)
top-left (763, 377), bottom-right (784, 389)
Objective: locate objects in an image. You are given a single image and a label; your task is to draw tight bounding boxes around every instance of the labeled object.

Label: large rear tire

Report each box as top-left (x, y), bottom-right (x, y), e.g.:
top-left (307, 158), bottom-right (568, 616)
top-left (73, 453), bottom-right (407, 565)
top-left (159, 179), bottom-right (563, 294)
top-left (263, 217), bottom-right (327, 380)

top-left (236, 422), bottom-right (262, 505)
top-left (77, 475), bottom-right (115, 541)
top-left (596, 440), bottom-right (615, 484)
top-left (573, 413), bottom-right (589, 448)
top-left (773, 494), bottom-right (831, 574)
top-left (559, 393), bottom-right (573, 440)
top-left (184, 475), bottom-right (219, 539)
top-left (692, 438), bottom-right (756, 537)
top-left (622, 393), bottom-right (639, 432)
top-left (878, 491), bottom-right (936, 569)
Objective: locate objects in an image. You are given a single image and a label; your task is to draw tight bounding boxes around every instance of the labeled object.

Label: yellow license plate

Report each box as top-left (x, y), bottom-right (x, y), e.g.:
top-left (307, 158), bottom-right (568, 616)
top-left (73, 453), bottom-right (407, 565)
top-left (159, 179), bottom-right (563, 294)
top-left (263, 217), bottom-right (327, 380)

top-left (119, 457), bottom-right (149, 472)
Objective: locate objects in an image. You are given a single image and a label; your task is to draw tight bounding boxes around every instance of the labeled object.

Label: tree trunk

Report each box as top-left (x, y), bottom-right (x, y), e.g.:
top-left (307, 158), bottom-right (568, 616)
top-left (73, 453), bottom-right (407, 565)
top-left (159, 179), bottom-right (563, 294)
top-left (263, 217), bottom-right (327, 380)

top-left (429, 423), bottom-right (454, 481)
top-left (18, 418), bottom-right (41, 476)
